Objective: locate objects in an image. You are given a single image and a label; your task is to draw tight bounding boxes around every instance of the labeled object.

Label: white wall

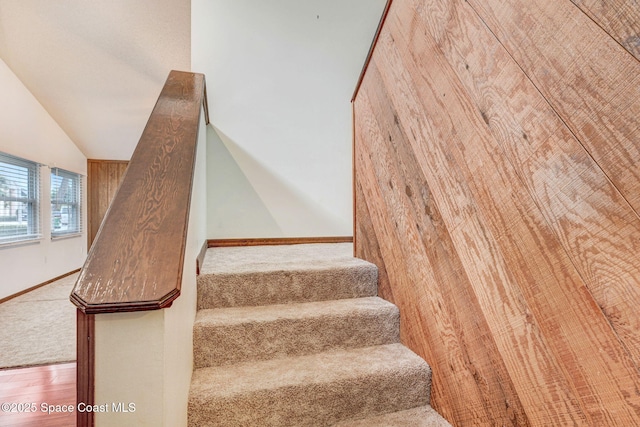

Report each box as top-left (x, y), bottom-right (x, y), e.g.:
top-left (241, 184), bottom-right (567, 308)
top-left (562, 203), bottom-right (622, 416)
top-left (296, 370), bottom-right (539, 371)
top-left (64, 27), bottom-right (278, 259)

top-left (0, 58), bottom-right (87, 300)
top-left (193, 0), bottom-right (386, 238)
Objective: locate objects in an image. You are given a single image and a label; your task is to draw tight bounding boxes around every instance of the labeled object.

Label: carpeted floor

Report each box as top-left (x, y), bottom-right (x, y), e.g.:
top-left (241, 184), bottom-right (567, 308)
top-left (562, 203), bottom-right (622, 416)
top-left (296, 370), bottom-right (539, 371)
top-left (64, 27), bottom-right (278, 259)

top-left (189, 243), bottom-right (452, 426)
top-left (0, 273), bottom-right (77, 369)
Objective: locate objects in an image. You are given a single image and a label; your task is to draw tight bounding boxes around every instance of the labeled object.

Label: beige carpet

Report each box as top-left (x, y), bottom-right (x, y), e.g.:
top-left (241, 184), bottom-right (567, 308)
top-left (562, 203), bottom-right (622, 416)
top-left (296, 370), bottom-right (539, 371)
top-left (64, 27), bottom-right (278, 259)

top-left (0, 273), bottom-right (77, 369)
top-left (189, 243), bottom-right (452, 426)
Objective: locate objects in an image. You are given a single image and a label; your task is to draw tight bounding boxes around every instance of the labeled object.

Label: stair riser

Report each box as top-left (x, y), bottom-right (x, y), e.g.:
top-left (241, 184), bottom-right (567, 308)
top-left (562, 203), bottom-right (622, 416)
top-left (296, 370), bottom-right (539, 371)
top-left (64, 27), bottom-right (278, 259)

top-left (332, 406), bottom-right (452, 427)
top-left (197, 267), bottom-right (378, 309)
top-left (188, 365), bottom-right (431, 427)
top-left (193, 308), bottom-right (400, 368)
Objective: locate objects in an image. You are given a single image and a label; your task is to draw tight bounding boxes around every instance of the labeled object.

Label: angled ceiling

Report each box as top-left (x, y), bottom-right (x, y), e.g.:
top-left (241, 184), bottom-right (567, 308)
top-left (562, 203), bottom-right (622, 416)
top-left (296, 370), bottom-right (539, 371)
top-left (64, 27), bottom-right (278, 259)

top-left (0, 0), bottom-right (190, 160)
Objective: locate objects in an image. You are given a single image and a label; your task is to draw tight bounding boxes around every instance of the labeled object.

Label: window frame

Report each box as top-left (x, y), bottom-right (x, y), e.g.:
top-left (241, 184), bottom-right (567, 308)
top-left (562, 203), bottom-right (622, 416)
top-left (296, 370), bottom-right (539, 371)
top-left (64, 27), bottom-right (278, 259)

top-left (50, 167), bottom-right (83, 238)
top-left (0, 152), bottom-right (42, 245)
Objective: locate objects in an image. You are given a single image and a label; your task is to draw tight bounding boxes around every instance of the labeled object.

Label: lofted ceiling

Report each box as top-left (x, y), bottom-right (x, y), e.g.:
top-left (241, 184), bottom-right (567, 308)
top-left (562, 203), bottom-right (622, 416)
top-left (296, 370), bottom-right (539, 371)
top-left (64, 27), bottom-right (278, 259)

top-left (0, 0), bottom-right (190, 160)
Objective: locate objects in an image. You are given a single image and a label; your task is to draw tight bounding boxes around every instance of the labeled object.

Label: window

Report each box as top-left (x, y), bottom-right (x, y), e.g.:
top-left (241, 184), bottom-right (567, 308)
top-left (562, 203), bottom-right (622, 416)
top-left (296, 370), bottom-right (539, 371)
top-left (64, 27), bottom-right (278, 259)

top-left (0, 152), bottom-right (41, 244)
top-left (51, 168), bottom-right (82, 237)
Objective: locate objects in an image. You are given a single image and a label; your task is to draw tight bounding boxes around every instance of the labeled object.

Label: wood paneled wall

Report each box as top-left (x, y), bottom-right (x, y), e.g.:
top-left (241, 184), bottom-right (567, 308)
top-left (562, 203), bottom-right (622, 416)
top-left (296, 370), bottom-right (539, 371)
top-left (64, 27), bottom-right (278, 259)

top-left (353, 1), bottom-right (640, 425)
top-left (87, 160), bottom-right (128, 248)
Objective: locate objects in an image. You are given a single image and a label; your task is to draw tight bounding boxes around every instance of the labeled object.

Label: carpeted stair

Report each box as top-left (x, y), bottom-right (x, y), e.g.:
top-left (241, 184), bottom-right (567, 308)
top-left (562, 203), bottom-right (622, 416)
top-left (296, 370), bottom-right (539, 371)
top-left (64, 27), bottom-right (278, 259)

top-left (188, 243), bottom-right (451, 426)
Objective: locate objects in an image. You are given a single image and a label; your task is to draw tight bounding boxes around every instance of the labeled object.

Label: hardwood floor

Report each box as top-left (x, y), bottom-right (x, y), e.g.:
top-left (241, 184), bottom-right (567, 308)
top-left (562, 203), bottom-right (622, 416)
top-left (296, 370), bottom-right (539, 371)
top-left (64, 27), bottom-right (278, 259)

top-left (0, 363), bottom-right (75, 427)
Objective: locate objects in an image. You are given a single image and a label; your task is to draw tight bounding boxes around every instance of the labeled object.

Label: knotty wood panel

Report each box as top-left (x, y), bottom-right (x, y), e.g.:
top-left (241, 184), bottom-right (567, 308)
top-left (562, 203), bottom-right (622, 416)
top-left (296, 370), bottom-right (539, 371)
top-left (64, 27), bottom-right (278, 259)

top-left (354, 1), bottom-right (640, 425)
top-left (355, 86), bottom-right (529, 425)
top-left (467, 0), bottom-right (640, 215)
top-left (87, 160), bottom-right (128, 248)
top-left (570, 0), bottom-right (640, 61)
top-left (405, 0), bottom-right (640, 373)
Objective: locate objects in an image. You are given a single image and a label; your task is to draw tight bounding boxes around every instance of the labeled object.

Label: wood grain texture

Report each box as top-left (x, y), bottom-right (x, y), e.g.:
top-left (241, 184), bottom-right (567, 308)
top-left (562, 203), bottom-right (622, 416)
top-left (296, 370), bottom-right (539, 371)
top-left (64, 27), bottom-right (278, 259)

top-left (570, 0), bottom-right (640, 61)
top-left (405, 0), bottom-right (640, 375)
top-left (466, 0), bottom-right (640, 215)
top-left (71, 71), bottom-right (206, 314)
top-left (76, 310), bottom-right (93, 427)
top-left (87, 160), bottom-right (128, 249)
top-left (0, 363), bottom-right (76, 427)
top-left (355, 85), bottom-right (529, 426)
top-left (353, 1), bottom-right (640, 425)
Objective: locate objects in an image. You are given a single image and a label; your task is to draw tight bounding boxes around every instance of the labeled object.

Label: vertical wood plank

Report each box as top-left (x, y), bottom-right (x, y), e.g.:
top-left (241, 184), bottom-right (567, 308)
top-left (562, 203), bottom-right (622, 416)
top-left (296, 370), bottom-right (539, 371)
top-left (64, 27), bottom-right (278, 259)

top-left (86, 160), bottom-right (128, 248)
top-left (76, 309), bottom-right (94, 427)
top-left (87, 161), bottom-right (96, 249)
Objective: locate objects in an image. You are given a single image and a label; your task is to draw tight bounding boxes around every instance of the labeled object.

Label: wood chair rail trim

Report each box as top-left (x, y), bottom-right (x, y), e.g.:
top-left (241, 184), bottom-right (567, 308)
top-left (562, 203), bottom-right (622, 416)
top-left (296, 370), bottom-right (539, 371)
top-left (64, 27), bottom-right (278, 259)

top-left (207, 236), bottom-right (353, 248)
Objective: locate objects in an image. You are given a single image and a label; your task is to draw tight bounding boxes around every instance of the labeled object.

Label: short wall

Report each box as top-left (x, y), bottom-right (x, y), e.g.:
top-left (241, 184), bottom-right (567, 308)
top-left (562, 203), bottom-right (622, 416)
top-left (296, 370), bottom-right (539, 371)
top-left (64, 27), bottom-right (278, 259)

top-left (93, 113), bottom-right (207, 427)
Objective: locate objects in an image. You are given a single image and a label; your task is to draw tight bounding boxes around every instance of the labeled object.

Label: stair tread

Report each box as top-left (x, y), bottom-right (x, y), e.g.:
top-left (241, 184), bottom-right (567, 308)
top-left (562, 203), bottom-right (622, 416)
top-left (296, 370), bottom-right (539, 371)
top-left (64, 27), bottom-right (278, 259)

top-left (193, 297), bottom-right (400, 368)
top-left (200, 243), bottom-right (373, 275)
top-left (332, 405), bottom-right (452, 427)
top-left (198, 243), bottom-right (377, 309)
top-left (195, 296), bottom-right (397, 325)
top-left (189, 243), bottom-right (448, 426)
top-left (190, 343), bottom-right (430, 398)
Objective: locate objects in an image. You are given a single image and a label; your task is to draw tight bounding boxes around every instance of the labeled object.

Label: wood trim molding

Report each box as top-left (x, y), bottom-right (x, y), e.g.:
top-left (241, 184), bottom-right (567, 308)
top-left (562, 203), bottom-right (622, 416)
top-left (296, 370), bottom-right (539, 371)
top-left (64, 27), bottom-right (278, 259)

top-left (352, 102), bottom-right (358, 257)
top-left (208, 236), bottom-right (354, 248)
top-left (202, 84), bottom-right (211, 125)
top-left (196, 239), bottom-right (208, 275)
top-left (76, 310), bottom-right (95, 427)
top-left (351, 0), bottom-right (394, 102)
top-left (0, 269), bottom-right (80, 305)
top-left (86, 159), bottom-right (130, 164)
top-left (71, 71), bottom-right (207, 315)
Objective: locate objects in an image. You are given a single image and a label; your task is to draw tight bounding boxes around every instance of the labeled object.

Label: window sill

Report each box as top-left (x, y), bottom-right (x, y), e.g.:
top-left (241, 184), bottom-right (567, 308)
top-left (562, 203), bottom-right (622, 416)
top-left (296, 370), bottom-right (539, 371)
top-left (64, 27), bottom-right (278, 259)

top-left (0, 237), bottom-right (43, 250)
top-left (51, 232), bottom-right (83, 241)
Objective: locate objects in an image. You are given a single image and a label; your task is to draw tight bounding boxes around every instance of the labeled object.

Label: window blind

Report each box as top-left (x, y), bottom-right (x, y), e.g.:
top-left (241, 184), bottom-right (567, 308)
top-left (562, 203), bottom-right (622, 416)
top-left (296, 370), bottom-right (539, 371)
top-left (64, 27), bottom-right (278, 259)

top-left (51, 167), bottom-right (83, 237)
top-left (0, 152), bottom-right (41, 244)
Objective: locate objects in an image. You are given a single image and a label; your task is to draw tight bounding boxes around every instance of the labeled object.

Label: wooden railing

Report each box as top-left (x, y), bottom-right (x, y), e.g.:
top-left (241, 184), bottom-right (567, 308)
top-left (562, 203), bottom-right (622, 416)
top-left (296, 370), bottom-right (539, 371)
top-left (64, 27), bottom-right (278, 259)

top-left (71, 70), bottom-right (208, 314)
top-left (351, 0), bottom-right (393, 103)
top-left (70, 70), bottom-right (208, 427)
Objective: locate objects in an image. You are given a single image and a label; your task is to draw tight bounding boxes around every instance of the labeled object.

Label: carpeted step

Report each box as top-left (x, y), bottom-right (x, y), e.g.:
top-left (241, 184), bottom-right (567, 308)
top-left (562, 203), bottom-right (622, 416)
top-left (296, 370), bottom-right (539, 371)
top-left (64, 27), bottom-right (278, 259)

top-left (193, 296), bottom-right (400, 368)
top-left (197, 243), bottom-right (377, 309)
top-left (331, 405), bottom-right (452, 426)
top-left (188, 343), bottom-right (431, 427)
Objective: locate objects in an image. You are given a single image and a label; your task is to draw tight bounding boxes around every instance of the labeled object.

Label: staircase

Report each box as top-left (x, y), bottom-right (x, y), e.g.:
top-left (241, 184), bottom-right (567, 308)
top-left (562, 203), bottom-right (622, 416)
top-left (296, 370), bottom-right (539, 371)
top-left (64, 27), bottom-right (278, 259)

top-left (188, 243), bottom-right (451, 426)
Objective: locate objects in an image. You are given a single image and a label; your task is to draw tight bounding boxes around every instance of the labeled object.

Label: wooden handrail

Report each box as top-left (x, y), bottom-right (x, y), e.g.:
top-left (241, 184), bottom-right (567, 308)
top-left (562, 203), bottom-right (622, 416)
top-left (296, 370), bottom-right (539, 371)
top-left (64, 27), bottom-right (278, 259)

top-left (351, 0), bottom-right (393, 102)
top-left (70, 70), bottom-right (208, 314)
